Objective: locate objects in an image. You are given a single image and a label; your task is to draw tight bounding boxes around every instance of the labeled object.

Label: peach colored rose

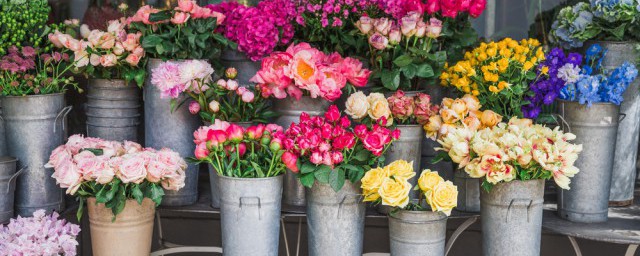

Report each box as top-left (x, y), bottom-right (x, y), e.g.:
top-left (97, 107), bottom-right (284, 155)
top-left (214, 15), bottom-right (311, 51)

top-left (171, 12), bottom-right (190, 24)
top-left (98, 33), bottom-right (116, 49)
top-left (439, 108), bottom-right (460, 124)
top-left (177, 0), bottom-right (195, 12)
top-left (480, 110), bottom-right (502, 128)
top-left (125, 54), bottom-right (142, 66)
top-left (461, 94), bottom-right (481, 111)
top-left (146, 160), bottom-right (165, 183)
top-left (99, 54), bottom-right (118, 67)
top-left (113, 42), bottom-right (125, 56)
top-left (89, 54), bottom-right (101, 66)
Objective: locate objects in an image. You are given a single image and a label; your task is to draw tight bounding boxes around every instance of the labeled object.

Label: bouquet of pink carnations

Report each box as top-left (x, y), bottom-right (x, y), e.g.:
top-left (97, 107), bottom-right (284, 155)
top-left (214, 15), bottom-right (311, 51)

top-left (282, 105), bottom-right (399, 191)
top-left (250, 42), bottom-right (371, 101)
top-left (0, 210), bottom-right (80, 255)
top-left (47, 135), bottom-right (187, 218)
top-left (127, 0), bottom-right (230, 60)
top-left (345, 90), bottom-right (439, 126)
top-left (49, 18), bottom-right (146, 86)
top-left (192, 120), bottom-right (287, 178)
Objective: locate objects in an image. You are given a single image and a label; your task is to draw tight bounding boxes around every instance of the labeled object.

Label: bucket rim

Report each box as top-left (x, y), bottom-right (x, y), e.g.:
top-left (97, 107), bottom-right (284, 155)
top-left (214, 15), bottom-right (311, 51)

top-left (0, 156), bottom-right (17, 164)
top-left (584, 40), bottom-right (639, 46)
top-left (216, 173), bottom-right (284, 182)
top-left (1, 92), bottom-right (65, 99)
top-left (389, 209), bottom-right (448, 223)
top-left (556, 99), bottom-right (620, 107)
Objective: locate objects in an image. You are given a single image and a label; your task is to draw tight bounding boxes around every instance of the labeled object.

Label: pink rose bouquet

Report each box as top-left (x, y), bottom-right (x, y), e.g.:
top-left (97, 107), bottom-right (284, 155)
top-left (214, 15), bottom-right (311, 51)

top-left (127, 0), bottom-right (230, 60)
top-left (250, 42), bottom-right (371, 101)
top-left (47, 135), bottom-right (187, 218)
top-left (0, 210), bottom-right (80, 255)
top-left (344, 90), bottom-right (439, 126)
top-left (192, 120), bottom-right (287, 178)
top-left (282, 105), bottom-right (399, 191)
top-left (49, 18), bottom-right (146, 86)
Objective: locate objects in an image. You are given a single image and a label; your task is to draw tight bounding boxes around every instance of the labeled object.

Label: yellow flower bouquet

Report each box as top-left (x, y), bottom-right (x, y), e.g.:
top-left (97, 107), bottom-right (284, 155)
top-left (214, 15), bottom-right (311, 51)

top-left (439, 38), bottom-right (546, 119)
top-left (360, 160), bottom-right (457, 215)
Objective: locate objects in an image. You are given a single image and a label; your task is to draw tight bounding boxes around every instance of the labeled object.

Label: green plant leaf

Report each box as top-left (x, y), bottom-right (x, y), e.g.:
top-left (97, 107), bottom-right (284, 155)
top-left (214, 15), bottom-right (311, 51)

top-left (314, 165), bottom-right (331, 183)
top-left (416, 64), bottom-right (434, 78)
top-left (393, 55), bottom-right (414, 67)
top-left (132, 184), bottom-right (144, 205)
top-left (142, 35), bottom-right (163, 49)
top-left (148, 10), bottom-right (171, 22)
top-left (353, 149), bottom-right (370, 162)
top-left (329, 167), bottom-right (346, 192)
top-left (300, 173), bottom-right (315, 188)
top-left (381, 69), bottom-right (401, 90)
top-left (300, 163), bottom-right (316, 174)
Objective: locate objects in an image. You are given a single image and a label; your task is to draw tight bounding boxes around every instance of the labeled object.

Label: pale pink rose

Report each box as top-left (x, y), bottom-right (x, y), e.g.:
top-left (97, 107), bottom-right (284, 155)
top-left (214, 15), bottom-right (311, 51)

top-left (113, 42), bottom-right (125, 56)
top-left (388, 27), bottom-right (401, 45)
top-left (96, 140), bottom-right (124, 158)
top-left (117, 155), bottom-right (147, 184)
top-left (65, 135), bottom-right (89, 154)
top-left (87, 30), bottom-right (104, 47)
top-left (369, 32), bottom-right (389, 50)
top-left (207, 10), bottom-right (226, 25)
top-left (426, 18), bottom-right (443, 39)
top-left (138, 5), bottom-right (160, 25)
top-left (51, 160), bottom-right (82, 195)
top-left (107, 19), bottom-right (124, 33)
top-left (48, 32), bottom-right (64, 48)
top-left (190, 6), bottom-right (211, 19)
top-left (177, 0), bottom-right (195, 12)
top-left (374, 18), bottom-right (392, 35)
top-left (124, 141), bottom-right (143, 154)
top-left (80, 24), bottom-right (91, 38)
top-left (73, 150), bottom-right (99, 180)
top-left (89, 54), bottom-right (101, 66)
top-left (401, 12), bottom-right (419, 36)
top-left (161, 169), bottom-right (186, 191)
top-left (157, 148), bottom-right (188, 172)
top-left (241, 91), bottom-right (255, 103)
top-left (74, 50), bottom-right (89, 68)
top-left (91, 159), bottom-right (115, 184)
top-left (46, 146), bottom-right (72, 169)
top-left (356, 16), bottom-right (373, 34)
top-left (415, 21), bottom-right (427, 37)
top-left (171, 12), bottom-right (190, 24)
top-left (146, 160), bottom-right (165, 183)
top-left (125, 54), bottom-right (142, 66)
top-left (99, 53), bottom-right (117, 67)
top-left (63, 37), bottom-right (83, 52)
top-left (122, 33), bottom-right (141, 51)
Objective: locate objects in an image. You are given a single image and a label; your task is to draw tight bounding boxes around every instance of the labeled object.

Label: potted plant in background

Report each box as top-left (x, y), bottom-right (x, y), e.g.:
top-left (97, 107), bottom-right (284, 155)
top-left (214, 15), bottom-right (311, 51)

top-left (47, 135), bottom-right (187, 256)
top-left (361, 160), bottom-right (457, 256)
top-left (50, 18), bottom-right (146, 142)
top-left (344, 90), bottom-right (438, 213)
top-left (251, 42), bottom-right (371, 206)
top-left (192, 122), bottom-right (287, 255)
top-left (438, 117), bottom-right (582, 256)
top-left (126, 0), bottom-right (229, 206)
top-left (0, 210), bottom-right (80, 255)
top-left (282, 105), bottom-right (398, 256)
top-left (206, 0), bottom-right (297, 85)
top-left (557, 44), bottom-right (638, 222)
top-left (551, 1), bottom-right (640, 206)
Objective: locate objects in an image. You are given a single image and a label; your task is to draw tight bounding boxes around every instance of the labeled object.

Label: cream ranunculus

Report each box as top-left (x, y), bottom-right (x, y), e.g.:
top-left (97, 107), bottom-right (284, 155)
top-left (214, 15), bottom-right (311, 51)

top-left (379, 177), bottom-right (411, 208)
top-left (361, 167), bottom-right (388, 202)
top-left (424, 115), bottom-right (443, 140)
top-left (462, 116), bottom-right (481, 131)
top-left (426, 180), bottom-right (458, 216)
top-left (345, 91), bottom-right (370, 119)
top-left (367, 93), bottom-right (393, 124)
top-left (449, 141), bottom-right (471, 167)
top-left (385, 160), bottom-right (415, 180)
top-left (485, 161), bottom-right (516, 184)
top-left (417, 169), bottom-right (444, 193)
top-left (464, 158), bottom-right (485, 178)
top-left (461, 94), bottom-right (481, 111)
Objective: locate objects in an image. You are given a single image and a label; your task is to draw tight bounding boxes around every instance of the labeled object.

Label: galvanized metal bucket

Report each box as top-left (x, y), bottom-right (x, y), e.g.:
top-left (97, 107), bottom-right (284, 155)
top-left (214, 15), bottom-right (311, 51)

top-left (453, 170), bottom-right (481, 213)
top-left (420, 156), bottom-right (455, 181)
top-left (421, 85), bottom-right (451, 159)
top-left (584, 41), bottom-right (640, 206)
top-left (145, 58), bottom-right (202, 206)
top-left (557, 100), bottom-right (620, 223)
top-left (273, 96), bottom-right (331, 206)
top-left (306, 181), bottom-right (365, 256)
top-left (218, 174), bottom-right (283, 256)
top-left (0, 98), bottom-right (6, 156)
top-left (0, 157), bottom-right (24, 223)
top-left (88, 197), bottom-right (155, 256)
top-left (389, 209), bottom-right (447, 256)
top-left (2, 93), bottom-right (70, 217)
top-left (481, 179), bottom-right (545, 256)
top-left (220, 48), bottom-right (261, 86)
top-left (379, 124), bottom-right (423, 214)
top-left (86, 79), bottom-right (141, 142)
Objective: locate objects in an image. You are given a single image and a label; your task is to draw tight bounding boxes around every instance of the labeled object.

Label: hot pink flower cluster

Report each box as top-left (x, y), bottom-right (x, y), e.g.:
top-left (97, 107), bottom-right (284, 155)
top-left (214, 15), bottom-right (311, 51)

top-left (0, 210), bottom-right (80, 256)
top-left (283, 105), bottom-right (399, 173)
top-left (193, 120), bottom-right (284, 161)
top-left (127, 0), bottom-right (225, 26)
top-left (207, 0), bottom-right (297, 61)
top-left (47, 135), bottom-right (187, 195)
top-left (296, 0), bottom-right (375, 28)
top-left (387, 90), bottom-right (440, 124)
top-left (377, 0), bottom-right (486, 19)
top-left (250, 43), bottom-right (371, 101)
top-left (151, 59), bottom-right (214, 98)
top-left (0, 46), bottom-right (36, 73)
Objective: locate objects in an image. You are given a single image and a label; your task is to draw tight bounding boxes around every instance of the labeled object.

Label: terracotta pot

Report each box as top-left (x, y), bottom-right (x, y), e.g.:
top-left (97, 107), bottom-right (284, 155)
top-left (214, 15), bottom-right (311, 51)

top-left (87, 197), bottom-right (155, 256)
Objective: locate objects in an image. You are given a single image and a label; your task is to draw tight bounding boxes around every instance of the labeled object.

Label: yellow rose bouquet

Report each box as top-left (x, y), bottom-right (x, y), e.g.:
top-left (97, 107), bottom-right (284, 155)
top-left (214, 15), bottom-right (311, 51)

top-left (439, 38), bottom-right (546, 119)
top-left (361, 160), bottom-right (457, 215)
top-left (437, 117), bottom-right (583, 191)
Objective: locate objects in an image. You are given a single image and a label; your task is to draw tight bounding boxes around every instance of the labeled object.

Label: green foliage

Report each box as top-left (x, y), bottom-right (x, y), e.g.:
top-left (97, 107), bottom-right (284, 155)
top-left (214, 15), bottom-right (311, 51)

top-left (0, 0), bottom-right (50, 54)
top-left (76, 180), bottom-right (166, 221)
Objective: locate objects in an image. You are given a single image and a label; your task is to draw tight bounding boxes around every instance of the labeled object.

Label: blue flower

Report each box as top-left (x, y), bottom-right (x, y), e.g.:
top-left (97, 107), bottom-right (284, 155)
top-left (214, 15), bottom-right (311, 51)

top-left (586, 44), bottom-right (602, 57)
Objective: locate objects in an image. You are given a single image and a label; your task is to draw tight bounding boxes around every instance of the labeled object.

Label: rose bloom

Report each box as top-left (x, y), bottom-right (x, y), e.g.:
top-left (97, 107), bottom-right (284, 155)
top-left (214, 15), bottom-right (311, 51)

top-left (361, 168), bottom-right (388, 198)
top-left (480, 110), bottom-right (502, 127)
top-left (379, 177), bottom-right (411, 208)
top-left (461, 94), bottom-right (481, 111)
top-left (424, 115), bottom-right (443, 140)
top-left (99, 54), bottom-right (118, 67)
top-left (367, 94), bottom-right (393, 125)
top-left (51, 160), bottom-right (82, 195)
top-left (439, 108), bottom-right (460, 124)
top-left (116, 155), bottom-right (147, 184)
top-left (426, 180), bottom-right (458, 216)
top-left (368, 32), bottom-right (389, 50)
top-left (418, 170), bottom-right (444, 192)
top-left (450, 99), bottom-right (469, 117)
top-left (384, 160), bottom-right (415, 180)
top-left (345, 91), bottom-right (369, 119)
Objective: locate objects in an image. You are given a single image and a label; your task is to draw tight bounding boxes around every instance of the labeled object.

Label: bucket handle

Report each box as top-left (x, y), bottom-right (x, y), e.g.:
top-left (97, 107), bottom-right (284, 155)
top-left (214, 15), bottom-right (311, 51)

top-left (551, 113), bottom-right (571, 134)
top-left (506, 199), bottom-right (533, 223)
top-left (619, 113), bottom-right (627, 122)
top-left (53, 106), bottom-right (73, 133)
top-left (337, 194), bottom-right (363, 219)
top-left (238, 196), bottom-right (261, 221)
top-left (6, 166), bottom-right (25, 194)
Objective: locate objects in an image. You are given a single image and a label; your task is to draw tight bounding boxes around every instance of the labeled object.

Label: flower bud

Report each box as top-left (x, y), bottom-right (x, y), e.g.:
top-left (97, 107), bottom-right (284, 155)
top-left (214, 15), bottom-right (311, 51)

top-left (208, 100), bottom-right (220, 112)
top-left (188, 101), bottom-right (200, 114)
top-left (225, 67), bottom-right (238, 79)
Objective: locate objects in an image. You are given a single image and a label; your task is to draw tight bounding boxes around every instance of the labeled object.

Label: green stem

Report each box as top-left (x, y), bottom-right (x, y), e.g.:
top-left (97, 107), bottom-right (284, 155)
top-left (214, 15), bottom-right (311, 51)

top-left (235, 144), bottom-right (241, 177)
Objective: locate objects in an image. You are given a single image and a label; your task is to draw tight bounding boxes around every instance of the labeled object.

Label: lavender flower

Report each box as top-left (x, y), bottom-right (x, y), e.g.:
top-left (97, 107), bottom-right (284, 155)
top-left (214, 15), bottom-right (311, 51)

top-left (557, 63), bottom-right (581, 84)
top-left (0, 210), bottom-right (80, 255)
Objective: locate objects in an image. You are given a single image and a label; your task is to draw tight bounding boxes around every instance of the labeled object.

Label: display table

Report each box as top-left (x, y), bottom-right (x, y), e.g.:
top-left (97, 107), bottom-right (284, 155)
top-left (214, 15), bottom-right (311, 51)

top-left (541, 203), bottom-right (640, 256)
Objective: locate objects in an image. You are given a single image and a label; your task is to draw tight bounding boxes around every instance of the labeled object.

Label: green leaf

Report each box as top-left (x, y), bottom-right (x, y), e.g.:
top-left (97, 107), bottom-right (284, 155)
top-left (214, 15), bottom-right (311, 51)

top-left (252, 162), bottom-right (265, 178)
top-left (76, 198), bottom-right (84, 221)
top-left (100, 181), bottom-right (119, 203)
top-left (381, 69), bottom-right (401, 90)
top-left (416, 64), bottom-right (435, 78)
top-left (402, 64), bottom-right (417, 79)
top-left (141, 34), bottom-right (163, 49)
top-left (300, 163), bottom-right (316, 174)
top-left (353, 149), bottom-right (370, 162)
top-left (300, 173), bottom-right (315, 188)
top-left (329, 168), bottom-right (346, 192)
top-left (148, 10), bottom-right (172, 22)
top-left (150, 184), bottom-right (165, 206)
top-left (132, 184), bottom-right (144, 205)
top-left (393, 55), bottom-right (414, 67)
top-left (314, 165), bottom-right (331, 183)
top-left (481, 180), bottom-right (494, 192)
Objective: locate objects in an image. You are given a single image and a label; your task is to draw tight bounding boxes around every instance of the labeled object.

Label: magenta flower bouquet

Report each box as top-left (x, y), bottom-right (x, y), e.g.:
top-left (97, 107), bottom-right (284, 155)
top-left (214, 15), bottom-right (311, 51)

top-left (0, 210), bottom-right (80, 256)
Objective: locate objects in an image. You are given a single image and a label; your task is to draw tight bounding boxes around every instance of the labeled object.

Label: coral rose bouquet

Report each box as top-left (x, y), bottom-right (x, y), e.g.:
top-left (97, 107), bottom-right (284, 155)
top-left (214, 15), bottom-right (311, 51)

top-left (47, 135), bottom-right (187, 218)
top-left (0, 210), bottom-right (80, 255)
top-left (192, 120), bottom-right (287, 177)
top-left (440, 38), bottom-right (547, 119)
top-left (250, 42), bottom-right (371, 101)
top-left (437, 117), bottom-right (583, 191)
top-left (423, 94), bottom-right (501, 140)
top-left (344, 90), bottom-right (439, 126)
top-left (127, 0), bottom-right (230, 60)
top-left (361, 160), bottom-right (457, 215)
top-left (49, 18), bottom-right (147, 86)
top-left (282, 105), bottom-right (399, 191)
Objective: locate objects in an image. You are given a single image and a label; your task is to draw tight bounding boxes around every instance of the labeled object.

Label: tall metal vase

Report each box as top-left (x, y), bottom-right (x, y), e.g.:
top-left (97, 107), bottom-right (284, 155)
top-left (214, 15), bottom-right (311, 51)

top-left (421, 85), bottom-right (455, 179)
top-left (306, 181), bottom-right (365, 256)
top-left (453, 170), bottom-right (481, 212)
top-left (273, 96), bottom-right (331, 206)
top-left (557, 100), bottom-right (620, 223)
top-left (0, 157), bottom-right (23, 223)
top-left (389, 210), bottom-right (447, 256)
top-left (218, 175), bottom-right (283, 256)
top-left (86, 79), bottom-right (141, 142)
top-left (584, 41), bottom-right (640, 206)
top-left (481, 179), bottom-right (545, 256)
top-left (1, 93), bottom-right (70, 216)
top-left (220, 48), bottom-right (261, 86)
top-left (0, 98), bottom-right (6, 156)
top-left (145, 58), bottom-right (202, 206)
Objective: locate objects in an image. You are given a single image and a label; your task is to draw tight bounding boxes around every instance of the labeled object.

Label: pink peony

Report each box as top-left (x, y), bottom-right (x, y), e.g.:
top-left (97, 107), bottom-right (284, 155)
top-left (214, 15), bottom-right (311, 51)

top-left (226, 124), bottom-right (245, 143)
top-left (194, 142), bottom-right (210, 160)
top-left (250, 52), bottom-right (293, 99)
top-left (151, 61), bottom-right (186, 99)
top-left (241, 91), bottom-right (255, 103)
top-left (194, 126), bottom-right (212, 144)
top-left (282, 151), bottom-right (299, 173)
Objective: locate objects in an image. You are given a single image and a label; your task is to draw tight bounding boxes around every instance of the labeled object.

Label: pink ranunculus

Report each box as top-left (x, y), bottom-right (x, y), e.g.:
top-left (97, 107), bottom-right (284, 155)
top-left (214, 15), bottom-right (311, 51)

top-left (440, 0), bottom-right (460, 18)
top-left (117, 155), bottom-right (147, 184)
top-left (194, 142), bottom-right (210, 160)
top-left (51, 160), bottom-right (82, 195)
top-left (426, 18), bottom-right (443, 38)
top-left (178, 0), bottom-right (195, 12)
top-left (354, 124), bottom-right (368, 138)
top-left (282, 151), bottom-right (299, 173)
top-left (369, 32), bottom-right (389, 50)
top-left (171, 12), bottom-right (191, 24)
top-left (189, 101), bottom-right (201, 114)
top-left (424, 0), bottom-right (440, 14)
top-left (99, 54), bottom-right (118, 67)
